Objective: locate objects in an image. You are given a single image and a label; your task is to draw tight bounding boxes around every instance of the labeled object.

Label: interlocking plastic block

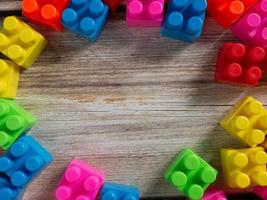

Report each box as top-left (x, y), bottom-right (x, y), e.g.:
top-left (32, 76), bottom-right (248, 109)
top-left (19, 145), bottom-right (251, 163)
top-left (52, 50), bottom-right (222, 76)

top-left (202, 187), bottom-right (227, 200)
top-left (0, 135), bottom-right (53, 188)
top-left (0, 99), bottom-right (36, 150)
top-left (215, 43), bottom-right (266, 86)
top-left (254, 186), bottom-right (267, 200)
top-left (232, 0), bottom-right (267, 48)
top-left (61, 0), bottom-right (109, 42)
top-left (207, 0), bottom-right (257, 28)
top-left (126, 0), bottom-right (164, 27)
top-left (0, 16), bottom-right (47, 69)
top-left (55, 159), bottom-right (104, 200)
top-left (161, 0), bottom-right (207, 43)
top-left (22, 0), bottom-right (70, 31)
top-left (0, 175), bottom-right (24, 200)
top-left (164, 148), bottom-right (217, 200)
top-left (103, 0), bottom-right (123, 12)
top-left (220, 96), bottom-right (267, 147)
top-left (221, 147), bottom-right (267, 189)
top-left (100, 182), bottom-right (140, 200)
top-left (0, 60), bottom-right (20, 99)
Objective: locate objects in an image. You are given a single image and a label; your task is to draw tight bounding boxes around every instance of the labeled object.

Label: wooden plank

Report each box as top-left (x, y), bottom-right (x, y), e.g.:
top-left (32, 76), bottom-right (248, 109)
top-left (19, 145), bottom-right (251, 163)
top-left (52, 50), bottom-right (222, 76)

top-left (0, 14), bottom-right (266, 199)
top-left (0, 1), bottom-right (21, 11)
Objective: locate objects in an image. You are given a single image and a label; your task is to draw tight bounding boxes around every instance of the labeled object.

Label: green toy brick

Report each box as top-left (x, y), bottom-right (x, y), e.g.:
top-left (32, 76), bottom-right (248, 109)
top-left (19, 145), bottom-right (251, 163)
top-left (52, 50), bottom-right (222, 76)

top-left (0, 99), bottom-right (36, 150)
top-left (164, 148), bottom-right (218, 200)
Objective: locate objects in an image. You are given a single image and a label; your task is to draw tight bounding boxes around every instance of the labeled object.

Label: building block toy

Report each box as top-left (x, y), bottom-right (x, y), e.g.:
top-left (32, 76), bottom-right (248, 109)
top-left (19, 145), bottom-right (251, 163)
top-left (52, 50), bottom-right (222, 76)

top-left (0, 99), bottom-right (36, 150)
top-left (161, 0), bottom-right (207, 43)
top-left (0, 16), bottom-right (47, 69)
top-left (0, 135), bottom-right (53, 188)
top-left (221, 147), bottom-right (267, 189)
top-left (55, 159), bottom-right (104, 200)
top-left (215, 43), bottom-right (265, 86)
top-left (0, 175), bottom-right (24, 200)
top-left (0, 59), bottom-right (20, 99)
top-left (254, 186), bottom-right (267, 199)
top-left (22, 0), bottom-right (70, 31)
top-left (202, 187), bottom-right (227, 200)
top-left (61, 0), bottom-right (109, 42)
top-left (232, 0), bottom-right (267, 48)
top-left (164, 148), bottom-right (217, 200)
top-left (126, 0), bottom-right (164, 27)
top-left (100, 182), bottom-right (140, 200)
top-left (103, 0), bottom-right (123, 12)
top-left (207, 0), bottom-right (257, 28)
top-left (220, 96), bottom-right (267, 147)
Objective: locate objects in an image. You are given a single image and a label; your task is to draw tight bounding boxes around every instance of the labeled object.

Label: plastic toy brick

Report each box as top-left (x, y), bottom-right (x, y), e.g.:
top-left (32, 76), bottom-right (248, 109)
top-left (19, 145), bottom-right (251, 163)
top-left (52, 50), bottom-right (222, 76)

top-left (254, 186), bottom-right (267, 200)
top-left (231, 0), bottom-right (267, 48)
top-left (161, 0), bottom-right (207, 43)
top-left (61, 0), bottom-right (109, 42)
top-left (164, 148), bottom-right (217, 200)
top-left (220, 96), bottom-right (267, 147)
top-left (0, 175), bottom-right (24, 200)
top-left (207, 0), bottom-right (257, 28)
top-left (0, 16), bottom-right (47, 69)
top-left (100, 182), bottom-right (140, 200)
top-left (55, 159), bottom-right (104, 200)
top-left (215, 43), bottom-right (266, 86)
top-left (0, 135), bottom-right (53, 188)
top-left (0, 99), bottom-right (36, 150)
top-left (22, 0), bottom-right (70, 31)
top-left (126, 0), bottom-right (164, 27)
top-left (103, 0), bottom-right (123, 12)
top-left (202, 187), bottom-right (227, 200)
top-left (221, 147), bottom-right (267, 189)
top-left (0, 59), bottom-right (20, 99)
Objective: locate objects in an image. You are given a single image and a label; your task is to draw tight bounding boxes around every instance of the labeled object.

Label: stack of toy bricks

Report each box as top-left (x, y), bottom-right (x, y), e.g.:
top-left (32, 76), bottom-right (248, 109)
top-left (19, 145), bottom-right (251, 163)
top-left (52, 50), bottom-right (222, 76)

top-left (0, 15), bottom-right (53, 199)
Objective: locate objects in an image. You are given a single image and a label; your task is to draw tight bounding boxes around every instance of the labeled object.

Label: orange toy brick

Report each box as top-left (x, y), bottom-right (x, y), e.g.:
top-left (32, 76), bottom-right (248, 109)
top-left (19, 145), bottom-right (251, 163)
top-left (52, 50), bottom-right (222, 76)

top-left (220, 96), bottom-right (267, 147)
top-left (207, 0), bottom-right (257, 28)
top-left (221, 147), bottom-right (267, 189)
top-left (0, 16), bottom-right (47, 69)
top-left (22, 0), bottom-right (70, 31)
top-left (0, 59), bottom-right (20, 99)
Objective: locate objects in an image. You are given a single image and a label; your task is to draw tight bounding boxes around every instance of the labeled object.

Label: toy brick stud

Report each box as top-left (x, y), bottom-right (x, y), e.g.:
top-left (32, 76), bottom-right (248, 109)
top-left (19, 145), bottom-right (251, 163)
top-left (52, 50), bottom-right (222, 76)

top-left (0, 175), bottom-right (24, 200)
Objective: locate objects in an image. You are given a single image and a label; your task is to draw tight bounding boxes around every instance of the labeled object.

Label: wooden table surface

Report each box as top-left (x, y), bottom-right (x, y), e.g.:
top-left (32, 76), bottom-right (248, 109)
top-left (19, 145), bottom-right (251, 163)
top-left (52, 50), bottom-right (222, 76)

top-left (1, 1), bottom-right (267, 200)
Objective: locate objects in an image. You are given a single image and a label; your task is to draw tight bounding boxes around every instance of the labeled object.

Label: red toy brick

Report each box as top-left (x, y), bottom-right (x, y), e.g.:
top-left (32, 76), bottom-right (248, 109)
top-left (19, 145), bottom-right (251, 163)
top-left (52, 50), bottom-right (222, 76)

top-left (215, 43), bottom-right (267, 86)
top-left (22, 0), bottom-right (70, 31)
top-left (103, 0), bottom-right (123, 12)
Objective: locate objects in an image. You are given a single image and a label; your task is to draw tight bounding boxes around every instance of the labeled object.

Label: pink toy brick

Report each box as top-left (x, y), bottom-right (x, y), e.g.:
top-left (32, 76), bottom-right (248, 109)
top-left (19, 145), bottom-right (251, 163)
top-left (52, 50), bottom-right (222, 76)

top-left (126, 0), bottom-right (164, 27)
top-left (55, 159), bottom-right (104, 200)
top-left (231, 0), bottom-right (267, 48)
top-left (254, 186), bottom-right (267, 199)
top-left (202, 188), bottom-right (227, 200)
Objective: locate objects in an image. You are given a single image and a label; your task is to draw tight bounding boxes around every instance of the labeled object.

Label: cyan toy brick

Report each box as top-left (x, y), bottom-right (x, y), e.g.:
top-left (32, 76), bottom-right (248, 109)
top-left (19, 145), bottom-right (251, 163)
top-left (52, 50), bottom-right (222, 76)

top-left (0, 59), bottom-right (20, 99)
top-left (221, 147), bottom-right (267, 189)
top-left (0, 16), bottom-right (47, 69)
top-left (0, 99), bottom-right (36, 150)
top-left (232, 0), bottom-right (267, 48)
top-left (100, 182), bottom-right (140, 200)
top-left (164, 148), bottom-right (217, 200)
top-left (254, 186), bottom-right (267, 199)
top-left (0, 135), bottom-right (53, 188)
top-left (220, 96), bottom-right (267, 148)
top-left (161, 0), bottom-right (207, 43)
top-left (202, 187), bottom-right (227, 200)
top-left (126, 0), bottom-right (165, 27)
top-left (61, 0), bottom-right (109, 42)
top-left (55, 159), bottom-right (104, 200)
top-left (0, 175), bottom-right (24, 200)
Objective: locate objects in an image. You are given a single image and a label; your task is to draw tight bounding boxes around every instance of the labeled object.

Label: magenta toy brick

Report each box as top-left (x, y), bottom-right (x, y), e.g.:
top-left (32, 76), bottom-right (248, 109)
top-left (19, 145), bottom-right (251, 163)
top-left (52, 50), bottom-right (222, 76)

top-left (202, 188), bottom-right (227, 200)
top-left (232, 0), bottom-right (267, 48)
top-left (254, 186), bottom-right (267, 199)
top-left (55, 159), bottom-right (105, 200)
top-left (126, 0), bottom-right (164, 27)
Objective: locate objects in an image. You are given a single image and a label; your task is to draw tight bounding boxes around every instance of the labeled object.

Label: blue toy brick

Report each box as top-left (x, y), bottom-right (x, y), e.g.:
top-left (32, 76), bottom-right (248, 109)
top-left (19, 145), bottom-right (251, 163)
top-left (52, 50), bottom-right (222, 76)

top-left (61, 0), bottom-right (109, 42)
top-left (0, 135), bottom-right (53, 188)
top-left (0, 175), bottom-right (24, 200)
top-left (100, 182), bottom-right (140, 200)
top-left (161, 0), bottom-right (207, 42)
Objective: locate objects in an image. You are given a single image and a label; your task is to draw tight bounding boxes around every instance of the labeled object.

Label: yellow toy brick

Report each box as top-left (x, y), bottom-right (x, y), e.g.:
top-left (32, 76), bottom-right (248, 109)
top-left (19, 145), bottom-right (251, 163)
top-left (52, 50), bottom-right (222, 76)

top-left (0, 59), bottom-right (20, 99)
top-left (221, 147), bottom-right (267, 189)
top-left (220, 96), bottom-right (267, 147)
top-left (0, 16), bottom-right (47, 69)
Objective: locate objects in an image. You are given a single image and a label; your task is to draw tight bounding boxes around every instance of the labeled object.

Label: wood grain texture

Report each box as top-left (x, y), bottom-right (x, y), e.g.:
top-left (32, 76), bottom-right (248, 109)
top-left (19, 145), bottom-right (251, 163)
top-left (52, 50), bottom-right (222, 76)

top-left (0, 0), bottom-right (21, 11)
top-left (1, 3), bottom-right (267, 199)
